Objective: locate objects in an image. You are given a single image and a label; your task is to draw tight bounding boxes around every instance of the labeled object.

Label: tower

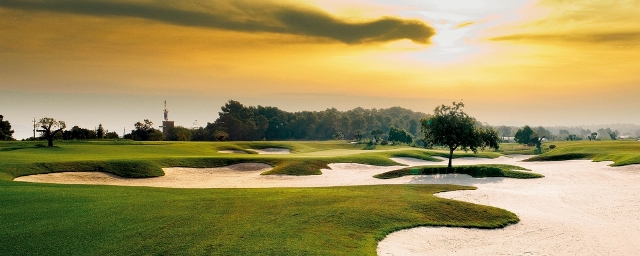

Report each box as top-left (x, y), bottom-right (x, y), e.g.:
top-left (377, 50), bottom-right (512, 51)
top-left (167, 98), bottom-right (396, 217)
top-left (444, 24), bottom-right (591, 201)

top-left (160, 100), bottom-right (174, 137)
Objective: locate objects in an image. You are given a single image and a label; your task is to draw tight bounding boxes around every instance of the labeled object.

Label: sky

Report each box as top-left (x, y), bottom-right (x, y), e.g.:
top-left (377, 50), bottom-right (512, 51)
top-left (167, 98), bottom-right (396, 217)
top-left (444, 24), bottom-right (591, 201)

top-left (2, 0), bottom-right (640, 139)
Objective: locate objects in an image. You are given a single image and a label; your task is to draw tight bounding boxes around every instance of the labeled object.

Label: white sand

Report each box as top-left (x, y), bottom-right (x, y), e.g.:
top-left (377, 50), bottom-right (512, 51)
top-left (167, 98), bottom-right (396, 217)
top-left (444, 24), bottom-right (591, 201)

top-left (247, 148), bottom-right (291, 154)
top-left (378, 156), bottom-right (640, 256)
top-left (217, 150), bottom-right (248, 154)
top-left (13, 157), bottom-right (443, 188)
top-left (13, 156), bottom-right (640, 255)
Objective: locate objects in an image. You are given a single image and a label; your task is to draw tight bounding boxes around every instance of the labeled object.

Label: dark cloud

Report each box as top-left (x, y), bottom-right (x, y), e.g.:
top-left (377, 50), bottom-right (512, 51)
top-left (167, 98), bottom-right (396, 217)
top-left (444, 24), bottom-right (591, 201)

top-left (491, 32), bottom-right (640, 45)
top-left (0, 0), bottom-right (436, 44)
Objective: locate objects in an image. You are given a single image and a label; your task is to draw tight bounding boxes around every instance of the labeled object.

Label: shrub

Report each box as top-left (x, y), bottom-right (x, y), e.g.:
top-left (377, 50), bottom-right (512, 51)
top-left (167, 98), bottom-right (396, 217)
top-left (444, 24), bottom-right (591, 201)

top-left (549, 145), bottom-right (556, 149)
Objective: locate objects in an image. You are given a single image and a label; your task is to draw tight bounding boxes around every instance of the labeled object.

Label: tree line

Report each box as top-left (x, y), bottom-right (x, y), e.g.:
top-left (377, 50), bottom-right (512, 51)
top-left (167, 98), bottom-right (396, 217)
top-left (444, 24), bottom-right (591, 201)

top-left (4, 99), bottom-right (632, 146)
top-left (156, 100), bottom-right (428, 143)
top-left (497, 125), bottom-right (622, 142)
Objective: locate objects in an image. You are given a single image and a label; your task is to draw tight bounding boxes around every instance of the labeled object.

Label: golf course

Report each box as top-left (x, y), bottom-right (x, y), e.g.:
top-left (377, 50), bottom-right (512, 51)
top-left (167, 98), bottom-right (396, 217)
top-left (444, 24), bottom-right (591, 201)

top-left (2, 140), bottom-right (640, 255)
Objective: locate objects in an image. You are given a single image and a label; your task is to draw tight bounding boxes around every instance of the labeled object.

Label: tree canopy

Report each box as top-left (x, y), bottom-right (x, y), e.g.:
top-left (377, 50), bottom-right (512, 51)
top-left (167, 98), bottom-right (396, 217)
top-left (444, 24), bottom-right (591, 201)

top-left (388, 127), bottom-right (412, 144)
top-left (204, 100), bottom-right (428, 141)
top-left (0, 115), bottom-right (15, 141)
top-left (37, 117), bottom-right (66, 146)
top-left (125, 119), bottom-right (164, 141)
top-left (514, 125), bottom-right (535, 145)
top-left (421, 102), bottom-right (500, 168)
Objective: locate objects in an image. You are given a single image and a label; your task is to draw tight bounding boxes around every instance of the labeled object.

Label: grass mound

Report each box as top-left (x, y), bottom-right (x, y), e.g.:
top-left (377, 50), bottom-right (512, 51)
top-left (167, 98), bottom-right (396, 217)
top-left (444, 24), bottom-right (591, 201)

top-left (374, 164), bottom-right (543, 179)
top-left (524, 153), bottom-right (595, 162)
top-left (0, 182), bottom-right (518, 255)
top-left (388, 151), bottom-right (443, 162)
top-left (33, 160), bottom-right (164, 178)
top-left (523, 140), bottom-right (640, 166)
top-left (261, 159), bottom-right (327, 175)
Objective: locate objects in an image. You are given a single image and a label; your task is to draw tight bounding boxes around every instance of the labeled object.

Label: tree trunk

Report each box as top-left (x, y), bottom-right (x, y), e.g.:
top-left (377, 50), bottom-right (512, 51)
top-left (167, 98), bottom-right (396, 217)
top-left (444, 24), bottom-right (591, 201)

top-left (47, 136), bottom-right (54, 147)
top-left (448, 147), bottom-right (454, 169)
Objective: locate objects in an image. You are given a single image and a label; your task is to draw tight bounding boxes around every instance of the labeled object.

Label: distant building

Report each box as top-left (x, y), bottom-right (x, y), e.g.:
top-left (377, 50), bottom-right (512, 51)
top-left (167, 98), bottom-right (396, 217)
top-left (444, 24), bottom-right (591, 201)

top-left (160, 100), bottom-right (174, 138)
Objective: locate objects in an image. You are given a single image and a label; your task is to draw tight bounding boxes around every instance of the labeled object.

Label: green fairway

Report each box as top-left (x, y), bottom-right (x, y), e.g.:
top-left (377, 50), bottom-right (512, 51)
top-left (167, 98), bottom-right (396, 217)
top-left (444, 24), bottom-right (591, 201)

top-left (0, 140), bottom-right (533, 255)
top-left (0, 140), bottom-right (502, 180)
top-left (525, 140), bottom-right (640, 166)
top-left (0, 181), bottom-right (518, 255)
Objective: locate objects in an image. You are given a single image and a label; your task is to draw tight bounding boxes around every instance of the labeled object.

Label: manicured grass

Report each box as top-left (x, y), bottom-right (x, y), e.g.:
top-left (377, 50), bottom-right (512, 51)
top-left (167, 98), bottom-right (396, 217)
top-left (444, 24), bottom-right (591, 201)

top-left (374, 164), bottom-right (543, 179)
top-left (0, 140), bottom-right (502, 180)
top-left (524, 140), bottom-right (640, 166)
top-left (494, 143), bottom-right (537, 155)
top-left (0, 181), bottom-right (518, 255)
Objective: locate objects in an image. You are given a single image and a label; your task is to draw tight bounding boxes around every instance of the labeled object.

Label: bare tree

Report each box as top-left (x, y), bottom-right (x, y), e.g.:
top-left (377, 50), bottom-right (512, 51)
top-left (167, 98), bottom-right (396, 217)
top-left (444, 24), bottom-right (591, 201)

top-left (37, 118), bottom-right (67, 147)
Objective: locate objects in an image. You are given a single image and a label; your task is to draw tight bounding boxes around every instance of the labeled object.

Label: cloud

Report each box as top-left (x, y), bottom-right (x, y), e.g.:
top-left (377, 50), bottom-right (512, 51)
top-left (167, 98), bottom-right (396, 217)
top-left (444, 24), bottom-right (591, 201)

top-left (0, 0), bottom-right (436, 44)
top-left (455, 21), bottom-right (474, 29)
top-left (491, 32), bottom-right (640, 45)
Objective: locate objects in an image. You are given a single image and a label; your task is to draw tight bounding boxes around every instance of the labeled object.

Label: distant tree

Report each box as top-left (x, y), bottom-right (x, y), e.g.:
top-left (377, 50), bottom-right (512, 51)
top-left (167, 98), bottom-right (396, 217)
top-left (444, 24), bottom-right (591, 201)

top-left (129, 119), bottom-right (163, 141)
top-left (597, 128), bottom-right (614, 140)
top-left (214, 131), bottom-right (229, 141)
top-left (37, 117), bottom-right (67, 147)
top-left (190, 127), bottom-right (213, 141)
top-left (580, 129), bottom-right (592, 138)
top-left (514, 126), bottom-right (536, 145)
top-left (531, 136), bottom-right (545, 152)
top-left (353, 130), bottom-right (364, 141)
top-left (388, 127), bottom-right (412, 145)
top-left (533, 126), bottom-right (553, 140)
top-left (370, 129), bottom-right (383, 143)
top-left (97, 124), bottom-right (105, 139)
top-left (408, 119), bottom-right (419, 137)
top-left (167, 126), bottom-right (192, 141)
top-left (588, 132), bottom-right (598, 141)
top-left (609, 130), bottom-right (619, 140)
top-left (0, 115), bottom-right (15, 141)
top-left (567, 134), bottom-right (578, 141)
top-left (421, 102), bottom-right (500, 169)
top-left (495, 125), bottom-right (512, 140)
top-left (478, 127), bottom-right (501, 151)
top-left (104, 131), bottom-right (119, 139)
top-left (63, 126), bottom-right (97, 140)
top-left (147, 130), bottom-right (164, 141)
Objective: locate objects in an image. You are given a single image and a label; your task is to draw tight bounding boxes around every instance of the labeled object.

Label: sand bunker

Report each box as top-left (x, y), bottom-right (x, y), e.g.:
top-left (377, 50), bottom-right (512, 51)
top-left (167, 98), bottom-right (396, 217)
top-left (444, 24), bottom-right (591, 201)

top-left (247, 148), bottom-right (291, 154)
top-left (14, 157), bottom-right (451, 188)
top-left (14, 163), bottom-right (273, 188)
top-left (378, 157), bottom-right (640, 256)
top-left (14, 156), bottom-right (640, 255)
top-left (217, 150), bottom-right (248, 154)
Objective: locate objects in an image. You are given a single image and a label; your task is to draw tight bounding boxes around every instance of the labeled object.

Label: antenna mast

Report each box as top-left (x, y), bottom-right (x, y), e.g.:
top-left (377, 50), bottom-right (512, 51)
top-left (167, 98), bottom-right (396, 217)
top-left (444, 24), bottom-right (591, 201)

top-left (163, 100), bottom-right (169, 121)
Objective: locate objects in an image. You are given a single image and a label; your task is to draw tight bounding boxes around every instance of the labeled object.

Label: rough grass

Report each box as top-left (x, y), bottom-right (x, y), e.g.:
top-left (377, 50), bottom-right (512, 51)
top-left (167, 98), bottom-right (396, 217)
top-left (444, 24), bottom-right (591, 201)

top-left (524, 140), bottom-right (640, 166)
top-left (374, 164), bottom-right (543, 179)
top-left (0, 141), bottom-right (503, 180)
top-left (0, 140), bottom-right (524, 255)
top-left (0, 182), bottom-right (518, 256)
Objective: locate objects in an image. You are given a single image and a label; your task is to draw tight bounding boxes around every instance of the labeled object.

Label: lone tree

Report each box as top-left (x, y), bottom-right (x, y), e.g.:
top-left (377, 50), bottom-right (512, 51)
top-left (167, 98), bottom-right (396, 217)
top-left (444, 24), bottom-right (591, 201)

top-left (421, 102), bottom-right (500, 168)
top-left (37, 117), bottom-right (67, 147)
top-left (0, 115), bottom-right (15, 141)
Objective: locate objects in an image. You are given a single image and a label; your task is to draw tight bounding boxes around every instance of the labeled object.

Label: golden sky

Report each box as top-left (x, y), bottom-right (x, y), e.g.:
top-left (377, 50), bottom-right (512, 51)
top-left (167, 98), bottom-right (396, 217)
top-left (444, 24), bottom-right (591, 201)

top-left (1, 0), bottom-right (640, 138)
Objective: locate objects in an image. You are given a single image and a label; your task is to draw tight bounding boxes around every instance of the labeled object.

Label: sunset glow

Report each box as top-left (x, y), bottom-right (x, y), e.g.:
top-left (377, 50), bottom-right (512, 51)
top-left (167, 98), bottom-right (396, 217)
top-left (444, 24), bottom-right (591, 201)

top-left (2, 0), bottom-right (640, 139)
